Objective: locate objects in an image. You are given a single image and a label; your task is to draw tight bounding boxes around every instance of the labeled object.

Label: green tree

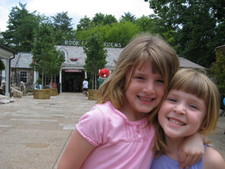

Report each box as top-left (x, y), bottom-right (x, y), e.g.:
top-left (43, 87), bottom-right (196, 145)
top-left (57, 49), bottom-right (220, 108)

top-left (0, 60), bottom-right (5, 71)
top-left (145, 0), bottom-right (225, 68)
top-left (120, 12), bottom-right (136, 22)
top-left (107, 22), bottom-right (140, 47)
top-left (50, 12), bottom-right (75, 44)
top-left (212, 49), bottom-right (225, 100)
top-left (31, 23), bottom-right (65, 86)
top-left (51, 12), bottom-right (73, 32)
top-left (83, 33), bottom-right (107, 89)
top-left (76, 16), bottom-right (92, 31)
top-left (135, 15), bottom-right (157, 32)
top-left (2, 3), bottom-right (41, 52)
top-left (92, 13), bottom-right (117, 27)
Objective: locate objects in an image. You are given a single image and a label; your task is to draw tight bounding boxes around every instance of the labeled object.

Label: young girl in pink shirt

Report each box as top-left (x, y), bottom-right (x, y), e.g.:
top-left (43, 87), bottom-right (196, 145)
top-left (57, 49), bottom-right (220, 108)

top-left (57, 34), bottom-right (204, 169)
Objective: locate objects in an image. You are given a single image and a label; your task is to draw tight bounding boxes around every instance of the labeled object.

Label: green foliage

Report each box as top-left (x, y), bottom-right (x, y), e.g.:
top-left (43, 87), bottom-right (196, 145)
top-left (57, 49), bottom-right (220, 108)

top-left (36, 78), bottom-right (42, 84)
top-left (51, 12), bottom-right (73, 32)
top-left (146, 0), bottom-right (225, 68)
top-left (0, 60), bottom-right (5, 71)
top-left (135, 15), bottom-right (157, 32)
top-left (2, 3), bottom-right (41, 52)
top-left (92, 13), bottom-right (117, 26)
top-left (76, 13), bottom-right (117, 31)
top-left (120, 12), bottom-right (136, 22)
top-left (83, 33), bottom-right (107, 89)
top-left (31, 23), bottom-right (65, 79)
top-left (212, 50), bottom-right (225, 99)
top-left (50, 12), bottom-right (75, 44)
top-left (76, 21), bottom-right (140, 47)
top-left (76, 16), bottom-right (92, 31)
top-left (106, 22), bottom-right (140, 47)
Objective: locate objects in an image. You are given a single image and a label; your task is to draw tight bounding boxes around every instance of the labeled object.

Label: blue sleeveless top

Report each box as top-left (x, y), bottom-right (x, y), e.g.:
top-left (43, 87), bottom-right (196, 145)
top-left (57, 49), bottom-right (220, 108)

top-left (150, 154), bottom-right (203, 169)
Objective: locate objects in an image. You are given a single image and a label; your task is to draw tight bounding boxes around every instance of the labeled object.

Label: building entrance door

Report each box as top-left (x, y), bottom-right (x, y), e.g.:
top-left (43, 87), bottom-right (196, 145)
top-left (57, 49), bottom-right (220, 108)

top-left (62, 69), bottom-right (84, 92)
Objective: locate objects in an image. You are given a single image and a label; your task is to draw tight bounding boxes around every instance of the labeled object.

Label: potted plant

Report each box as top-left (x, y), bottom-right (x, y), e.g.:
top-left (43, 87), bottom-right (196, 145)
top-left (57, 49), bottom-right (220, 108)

top-left (36, 78), bottom-right (42, 89)
top-left (30, 23), bottom-right (65, 99)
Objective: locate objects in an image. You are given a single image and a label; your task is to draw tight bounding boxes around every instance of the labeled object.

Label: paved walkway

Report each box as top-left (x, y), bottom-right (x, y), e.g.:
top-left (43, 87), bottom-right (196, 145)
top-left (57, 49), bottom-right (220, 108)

top-left (0, 93), bottom-right (224, 169)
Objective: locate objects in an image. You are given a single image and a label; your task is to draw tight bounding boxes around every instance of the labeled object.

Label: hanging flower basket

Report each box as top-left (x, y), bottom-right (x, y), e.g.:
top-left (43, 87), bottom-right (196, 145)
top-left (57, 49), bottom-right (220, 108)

top-left (70, 57), bottom-right (79, 61)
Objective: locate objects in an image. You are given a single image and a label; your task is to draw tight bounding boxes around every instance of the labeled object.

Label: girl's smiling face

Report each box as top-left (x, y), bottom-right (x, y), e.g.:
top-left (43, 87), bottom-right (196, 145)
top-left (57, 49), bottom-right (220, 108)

top-left (158, 89), bottom-right (206, 139)
top-left (121, 60), bottom-right (165, 121)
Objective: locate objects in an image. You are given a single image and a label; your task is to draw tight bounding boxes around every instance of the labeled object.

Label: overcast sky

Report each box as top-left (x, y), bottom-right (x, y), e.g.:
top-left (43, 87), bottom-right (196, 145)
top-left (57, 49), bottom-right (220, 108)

top-left (0, 0), bottom-right (154, 32)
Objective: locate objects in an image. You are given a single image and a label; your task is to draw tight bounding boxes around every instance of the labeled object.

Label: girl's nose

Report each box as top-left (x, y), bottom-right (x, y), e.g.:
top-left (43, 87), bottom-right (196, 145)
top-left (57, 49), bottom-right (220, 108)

top-left (143, 82), bottom-right (155, 94)
top-left (174, 103), bottom-right (186, 115)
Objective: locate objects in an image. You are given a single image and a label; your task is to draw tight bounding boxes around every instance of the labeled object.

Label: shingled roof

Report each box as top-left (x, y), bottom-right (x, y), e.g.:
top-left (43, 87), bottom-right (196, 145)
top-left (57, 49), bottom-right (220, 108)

top-left (216, 45), bottom-right (225, 54)
top-left (11, 53), bottom-right (33, 68)
top-left (11, 46), bottom-right (205, 70)
top-left (179, 57), bottom-right (205, 69)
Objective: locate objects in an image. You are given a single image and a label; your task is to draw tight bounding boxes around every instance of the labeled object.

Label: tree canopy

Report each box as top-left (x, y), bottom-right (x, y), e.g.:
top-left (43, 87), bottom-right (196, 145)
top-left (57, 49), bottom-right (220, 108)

top-left (212, 49), bottom-right (225, 99)
top-left (0, 60), bottom-right (5, 71)
top-left (83, 33), bottom-right (107, 89)
top-left (145, 0), bottom-right (225, 68)
top-left (30, 23), bottom-right (65, 82)
top-left (2, 3), bottom-right (41, 52)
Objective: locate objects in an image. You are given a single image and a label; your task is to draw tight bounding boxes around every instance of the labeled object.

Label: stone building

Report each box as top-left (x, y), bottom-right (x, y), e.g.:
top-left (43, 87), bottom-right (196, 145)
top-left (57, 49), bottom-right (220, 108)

top-left (8, 45), bottom-right (206, 93)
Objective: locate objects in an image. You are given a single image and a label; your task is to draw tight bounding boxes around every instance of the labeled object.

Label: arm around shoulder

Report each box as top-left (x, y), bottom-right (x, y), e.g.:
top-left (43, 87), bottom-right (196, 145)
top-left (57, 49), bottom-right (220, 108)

top-left (203, 147), bottom-right (225, 169)
top-left (57, 130), bottom-right (95, 169)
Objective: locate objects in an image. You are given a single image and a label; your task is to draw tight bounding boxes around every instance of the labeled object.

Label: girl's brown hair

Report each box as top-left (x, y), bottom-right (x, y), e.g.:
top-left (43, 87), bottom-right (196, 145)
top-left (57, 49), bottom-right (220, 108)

top-left (97, 33), bottom-right (179, 110)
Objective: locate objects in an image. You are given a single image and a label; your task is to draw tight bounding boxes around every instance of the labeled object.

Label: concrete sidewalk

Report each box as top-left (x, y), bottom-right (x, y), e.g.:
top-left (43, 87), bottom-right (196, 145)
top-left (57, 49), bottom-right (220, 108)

top-left (0, 93), bottom-right (224, 169)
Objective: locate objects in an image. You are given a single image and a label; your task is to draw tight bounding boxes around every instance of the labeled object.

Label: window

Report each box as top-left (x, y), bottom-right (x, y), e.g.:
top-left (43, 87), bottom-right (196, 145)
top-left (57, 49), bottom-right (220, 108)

top-left (20, 71), bottom-right (27, 83)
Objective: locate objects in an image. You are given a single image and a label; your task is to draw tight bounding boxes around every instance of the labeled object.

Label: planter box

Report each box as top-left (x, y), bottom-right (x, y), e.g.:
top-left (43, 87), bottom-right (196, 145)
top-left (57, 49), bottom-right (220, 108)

top-left (88, 89), bottom-right (98, 100)
top-left (34, 89), bottom-right (51, 99)
top-left (50, 88), bottom-right (58, 96)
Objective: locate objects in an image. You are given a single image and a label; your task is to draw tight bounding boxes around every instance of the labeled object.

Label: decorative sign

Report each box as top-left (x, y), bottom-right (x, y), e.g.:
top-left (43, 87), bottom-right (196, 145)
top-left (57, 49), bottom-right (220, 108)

top-left (64, 69), bottom-right (82, 72)
top-left (64, 40), bottom-right (121, 48)
top-left (70, 57), bottom-right (79, 61)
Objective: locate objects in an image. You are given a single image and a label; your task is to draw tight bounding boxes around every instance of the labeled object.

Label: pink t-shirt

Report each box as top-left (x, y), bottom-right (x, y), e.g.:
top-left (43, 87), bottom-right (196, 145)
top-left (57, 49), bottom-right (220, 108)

top-left (76, 101), bottom-right (155, 169)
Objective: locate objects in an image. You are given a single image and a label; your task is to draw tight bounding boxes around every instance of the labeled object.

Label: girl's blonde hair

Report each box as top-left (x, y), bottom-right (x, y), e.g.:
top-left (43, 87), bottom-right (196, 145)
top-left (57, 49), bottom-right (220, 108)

top-left (97, 33), bottom-right (179, 110)
top-left (153, 68), bottom-right (220, 156)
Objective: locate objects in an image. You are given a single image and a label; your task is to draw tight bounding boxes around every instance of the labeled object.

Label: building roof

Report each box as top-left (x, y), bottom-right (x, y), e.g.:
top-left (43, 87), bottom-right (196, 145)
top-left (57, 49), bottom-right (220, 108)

top-left (56, 46), bottom-right (123, 70)
top-left (179, 57), bottom-right (206, 69)
top-left (216, 45), bottom-right (225, 54)
top-left (11, 53), bottom-right (33, 68)
top-left (11, 46), bottom-right (205, 70)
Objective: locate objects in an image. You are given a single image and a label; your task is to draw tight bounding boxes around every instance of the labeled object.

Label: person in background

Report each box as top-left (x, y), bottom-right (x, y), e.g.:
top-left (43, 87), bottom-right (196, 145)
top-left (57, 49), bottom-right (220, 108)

top-left (151, 68), bottom-right (225, 169)
top-left (57, 34), bottom-right (204, 169)
top-left (82, 78), bottom-right (89, 96)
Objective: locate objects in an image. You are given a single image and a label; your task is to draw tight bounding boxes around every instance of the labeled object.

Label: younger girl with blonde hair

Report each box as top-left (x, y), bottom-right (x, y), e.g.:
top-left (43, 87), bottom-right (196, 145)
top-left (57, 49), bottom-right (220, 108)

top-left (151, 68), bottom-right (225, 169)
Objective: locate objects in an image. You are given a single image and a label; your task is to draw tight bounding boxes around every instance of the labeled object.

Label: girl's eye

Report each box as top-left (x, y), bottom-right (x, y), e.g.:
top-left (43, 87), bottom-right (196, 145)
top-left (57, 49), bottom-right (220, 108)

top-left (189, 104), bottom-right (198, 110)
top-left (167, 98), bottom-right (176, 102)
top-left (156, 79), bottom-right (164, 84)
top-left (134, 76), bottom-right (144, 80)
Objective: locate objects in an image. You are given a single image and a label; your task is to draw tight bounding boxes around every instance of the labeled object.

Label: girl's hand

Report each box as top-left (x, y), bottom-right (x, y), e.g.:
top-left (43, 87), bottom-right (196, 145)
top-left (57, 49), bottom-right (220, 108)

top-left (178, 132), bottom-right (204, 169)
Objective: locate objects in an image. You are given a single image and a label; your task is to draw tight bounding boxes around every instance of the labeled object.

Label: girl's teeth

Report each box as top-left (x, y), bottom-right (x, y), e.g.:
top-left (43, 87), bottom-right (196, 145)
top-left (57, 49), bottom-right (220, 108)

top-left (169, 118), bottom-right (185, 126)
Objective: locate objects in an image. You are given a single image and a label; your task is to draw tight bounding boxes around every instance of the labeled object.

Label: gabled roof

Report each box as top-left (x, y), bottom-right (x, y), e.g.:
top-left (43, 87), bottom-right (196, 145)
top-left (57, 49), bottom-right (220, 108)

top-left (11, 53), bottom-right (32, 68)
top-left (10, 46), bottom-right (206, 70)
top-left (216, 45), bottom-right (225, 54)
top-left (179, 57), bottom-right (206, 69)
top-left (56, 45), bottom-right (123, 70)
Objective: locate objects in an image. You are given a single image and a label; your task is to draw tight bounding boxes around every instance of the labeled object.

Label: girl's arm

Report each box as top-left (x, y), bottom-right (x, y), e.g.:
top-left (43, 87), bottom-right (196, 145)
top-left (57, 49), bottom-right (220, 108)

top-left (57, 130), bottom-right (95, 169)
top-left (178, 132), bottom-right (204, 169)
top-left (204, 146), bottom-right (225, 169)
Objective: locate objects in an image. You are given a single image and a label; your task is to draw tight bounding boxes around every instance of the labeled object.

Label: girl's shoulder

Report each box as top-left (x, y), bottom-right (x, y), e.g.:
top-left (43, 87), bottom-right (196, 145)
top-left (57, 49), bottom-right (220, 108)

top-left (80, 101), bottom-right (118, 123)
top-left (203, 146), bottom-right (225, 169)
